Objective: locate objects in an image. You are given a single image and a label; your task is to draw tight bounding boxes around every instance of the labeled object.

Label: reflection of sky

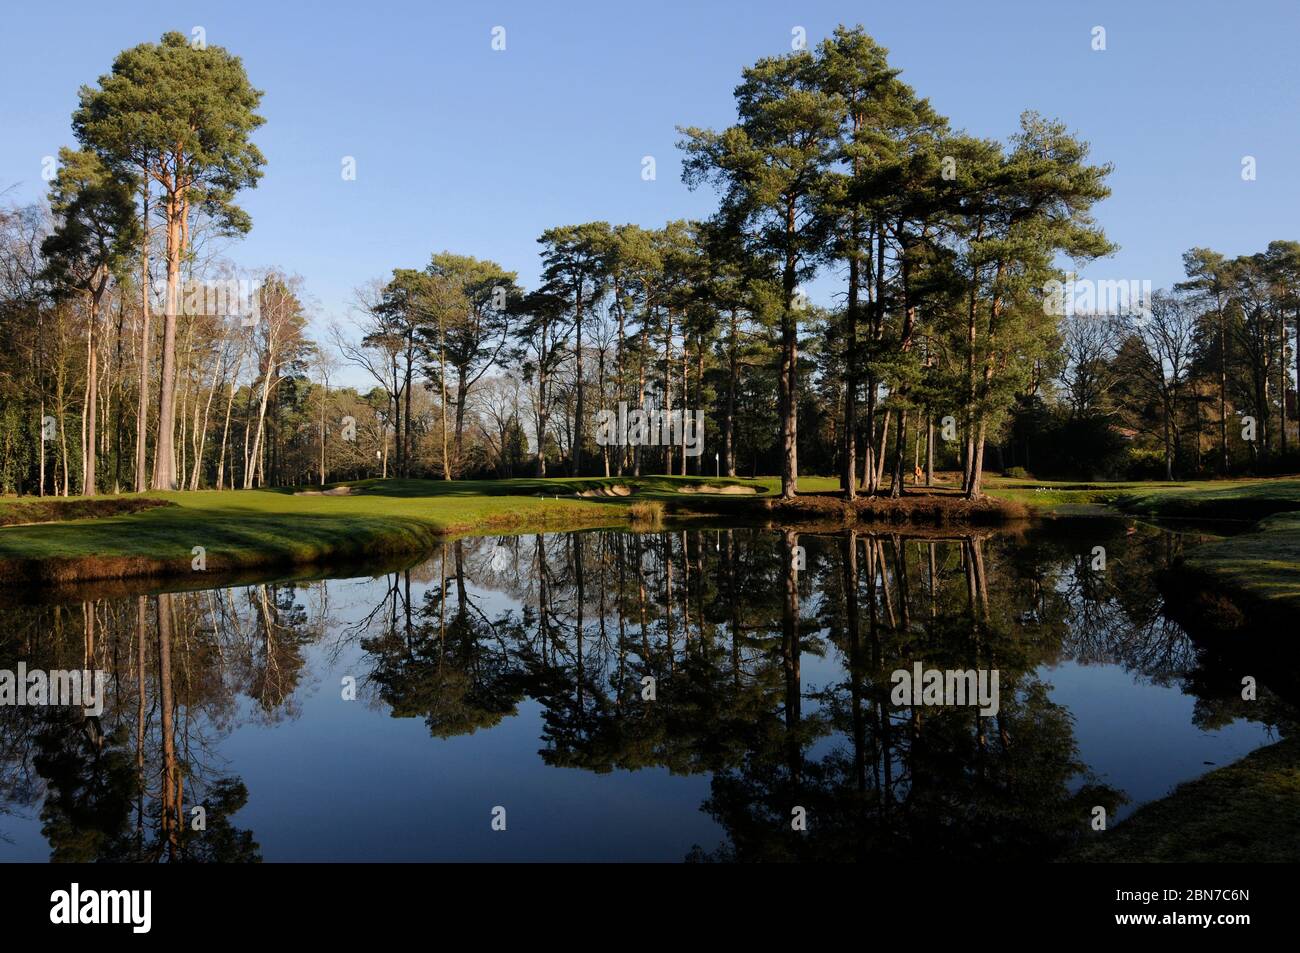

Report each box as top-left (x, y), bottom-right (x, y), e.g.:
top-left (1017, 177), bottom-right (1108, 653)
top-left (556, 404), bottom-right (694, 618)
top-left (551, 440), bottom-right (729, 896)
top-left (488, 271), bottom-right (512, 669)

top-left (0, 533), bottom-right (1285, 861)
top-left (1044, 661), bottom-right (1274, 821)
top-left (209, 573), bottom-right (727, 861)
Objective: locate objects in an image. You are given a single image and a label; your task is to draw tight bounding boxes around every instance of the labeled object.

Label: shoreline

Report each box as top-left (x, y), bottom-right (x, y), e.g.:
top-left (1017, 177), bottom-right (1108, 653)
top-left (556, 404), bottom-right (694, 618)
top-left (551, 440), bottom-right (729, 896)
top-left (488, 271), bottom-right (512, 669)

top-left (0, 477), bottom-right (1295, 600)
top-left (0, 478), bottom-right (1030, 591)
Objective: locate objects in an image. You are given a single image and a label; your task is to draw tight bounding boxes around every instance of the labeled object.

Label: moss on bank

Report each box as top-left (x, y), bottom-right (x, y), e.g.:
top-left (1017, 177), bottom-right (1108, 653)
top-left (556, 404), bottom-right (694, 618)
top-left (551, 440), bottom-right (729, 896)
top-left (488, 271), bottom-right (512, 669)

top-left (1069, 738), bottom-right (1300, 862)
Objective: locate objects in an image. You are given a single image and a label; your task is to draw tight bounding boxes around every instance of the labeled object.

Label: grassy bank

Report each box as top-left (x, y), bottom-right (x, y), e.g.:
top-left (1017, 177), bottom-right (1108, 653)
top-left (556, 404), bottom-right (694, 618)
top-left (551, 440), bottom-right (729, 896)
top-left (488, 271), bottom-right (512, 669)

top-left (0, 495), bottom-right (174, 526)
top-left (3, 474), bottom-right (1297, 590)
top-left (0, 478), bottom-right (631, 586)
top-left (1000, 475), bottom-right (1300, 616)
top-left (1174, 510), bottom-right (1300, 613)
top-left (1069, 738), bottom-right (1300, 862)
top-left (0, 474), bottom-right (1035, 587)
top-left (985, 474), bottom-right (1300, 519)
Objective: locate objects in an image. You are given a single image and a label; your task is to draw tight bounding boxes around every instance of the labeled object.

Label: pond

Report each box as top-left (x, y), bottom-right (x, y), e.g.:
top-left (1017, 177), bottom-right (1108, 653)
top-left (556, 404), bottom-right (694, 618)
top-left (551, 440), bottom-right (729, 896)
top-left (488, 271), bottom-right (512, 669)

top-left (0, 520), bottom-right (1292, 862)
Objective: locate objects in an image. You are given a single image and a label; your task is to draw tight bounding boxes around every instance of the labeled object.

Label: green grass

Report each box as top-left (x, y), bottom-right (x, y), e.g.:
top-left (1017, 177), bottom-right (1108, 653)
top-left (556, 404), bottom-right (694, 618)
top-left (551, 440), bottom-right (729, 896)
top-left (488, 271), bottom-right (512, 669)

top-left (1179, 510), bottom-right (1300, 610)
top-left (985, 475), bottom-right (1300, 518)
top-left (6, 473), bottom-right (1300, 592)
top-left (983, 476), bottom-right (1300, 611)
top-left (0, 475), bottom-right (775, 583)
top-left (1069, 738), bottom-right (1300, 862)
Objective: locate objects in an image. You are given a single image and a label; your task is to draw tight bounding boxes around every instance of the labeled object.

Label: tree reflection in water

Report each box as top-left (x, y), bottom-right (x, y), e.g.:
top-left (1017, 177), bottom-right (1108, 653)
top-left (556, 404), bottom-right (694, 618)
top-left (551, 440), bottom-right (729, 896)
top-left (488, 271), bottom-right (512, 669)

top-left (1, 521), bottom-right (1294, 861)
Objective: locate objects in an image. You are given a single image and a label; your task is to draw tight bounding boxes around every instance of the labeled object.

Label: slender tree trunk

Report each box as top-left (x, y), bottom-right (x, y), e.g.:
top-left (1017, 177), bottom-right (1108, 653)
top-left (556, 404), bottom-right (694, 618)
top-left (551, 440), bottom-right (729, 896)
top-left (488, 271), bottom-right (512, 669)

top-left (679, 341), bottom-right (688, 477)
top-left (83, 287), bottom-right (100, 496)
top-left (189, 349), bottom-right (221, 490)
top-left (319, 372), bottom-right (328, 486)
top-left (39, 397), bottom-right (46, 497)
top-left (969, 421), bottom-right (988, 497)
top-left (57, 370), bottom-right (70, 497)
top-left (135, 182), bottom-right (151, 493)
top-left (573, 291), bottom-right (584, 477)
top-left (842, 137), bottom-right (861, 499)
top-left (403, 352), bottom-right (413, 477)
top-left (873, 409), bottom-right (890, 491)
top-left (215, 347), bottom-right (244, 491)
top-left (634, 332), bottom-right (645, 477)
top-left (440, 317), bottom-right (450, 480)
top-left (1280, 307), bottom-right (1289, 455)
top-left (724, 309), bottom-right (738, 477)
top-left (151, 188), bottom-right (182, 490)
top-left (245, 358), bottom-right (275, 489)
top-left (780, 201), bottom-right (799, 499)
top-left (889, 405), bottom-right (908, 497)
top-left (664, 308), bottom-right (674, 476)
top-left (925, 414), bottom-right (934, 486)
top-left (453, 366), bottom-right (468, 475)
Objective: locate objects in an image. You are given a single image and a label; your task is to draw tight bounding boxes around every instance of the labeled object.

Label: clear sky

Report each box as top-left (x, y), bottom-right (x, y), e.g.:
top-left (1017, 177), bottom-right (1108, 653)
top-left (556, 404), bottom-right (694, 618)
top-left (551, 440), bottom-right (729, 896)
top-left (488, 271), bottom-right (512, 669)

top-left (3, 0), bottom-right (1299, 367)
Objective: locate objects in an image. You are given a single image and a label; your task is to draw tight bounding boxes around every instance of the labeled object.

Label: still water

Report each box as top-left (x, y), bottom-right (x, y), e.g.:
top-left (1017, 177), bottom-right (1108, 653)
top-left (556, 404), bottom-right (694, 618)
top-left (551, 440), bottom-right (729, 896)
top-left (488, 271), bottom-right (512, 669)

top-left (0, 521), bottom-right (1291, 862)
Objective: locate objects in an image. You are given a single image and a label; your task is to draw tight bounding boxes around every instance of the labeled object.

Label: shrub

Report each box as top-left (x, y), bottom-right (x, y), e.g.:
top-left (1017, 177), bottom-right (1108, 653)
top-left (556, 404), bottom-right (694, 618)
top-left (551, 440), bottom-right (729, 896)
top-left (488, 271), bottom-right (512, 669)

top-left (1124, 446), bottom-right (1167, 480)
top-left (628, 500), bottom-right (665, 525)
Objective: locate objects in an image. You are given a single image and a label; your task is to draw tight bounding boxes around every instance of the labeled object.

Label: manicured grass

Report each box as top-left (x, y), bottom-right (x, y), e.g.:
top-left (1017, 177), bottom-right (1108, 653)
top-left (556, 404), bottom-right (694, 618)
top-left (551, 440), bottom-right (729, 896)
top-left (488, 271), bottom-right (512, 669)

top-left (983, 476), bottom-right (1300, 612)
top-left (0, 476), bottom-right (769, 584)
top-left (985, 475), bottom-right (1300, 519)
top-left (985, 474), bottom-right (1300, 610)
top-left (1179, 510), bottom-right (1300, 611)
top-left (1069, 738), bottom-right (1300, 862)
top-left (5, 473), bottom-right (1300, 592)
top-left (0, 495), bottom-right (173, 526)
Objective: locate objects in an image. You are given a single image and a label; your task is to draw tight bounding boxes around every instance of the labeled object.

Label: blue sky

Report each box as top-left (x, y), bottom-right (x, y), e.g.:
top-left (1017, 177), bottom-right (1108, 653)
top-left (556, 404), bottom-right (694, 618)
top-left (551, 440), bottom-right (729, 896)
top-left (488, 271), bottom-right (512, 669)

top-left (3, 0), bottom-right (1299, 360)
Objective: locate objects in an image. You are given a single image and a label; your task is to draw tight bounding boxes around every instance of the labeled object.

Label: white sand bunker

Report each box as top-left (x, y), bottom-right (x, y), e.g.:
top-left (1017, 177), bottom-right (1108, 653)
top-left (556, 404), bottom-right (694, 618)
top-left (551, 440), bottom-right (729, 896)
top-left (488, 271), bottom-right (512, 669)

top-left (678, 484), bottom-right (757, 495)
top-left (579, 485), bottom-right (633, 498)
top-left (294, 485), bottom-right (359, 496)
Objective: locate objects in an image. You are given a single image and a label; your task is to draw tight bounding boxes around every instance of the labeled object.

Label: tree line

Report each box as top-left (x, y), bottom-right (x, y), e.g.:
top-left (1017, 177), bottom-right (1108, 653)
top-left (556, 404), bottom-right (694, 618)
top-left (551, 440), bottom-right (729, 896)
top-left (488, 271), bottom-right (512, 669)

top-left (1, 26), bottom-right (1294, 498)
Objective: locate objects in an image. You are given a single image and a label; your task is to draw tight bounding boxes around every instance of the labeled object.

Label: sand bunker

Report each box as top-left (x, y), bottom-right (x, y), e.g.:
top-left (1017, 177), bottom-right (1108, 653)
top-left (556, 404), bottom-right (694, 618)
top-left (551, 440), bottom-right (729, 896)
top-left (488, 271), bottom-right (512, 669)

top-left (678, 484), bottom-right (757, 495)
top-left (578, 485), bottom-right (633, 498)
top-left (294, 485), bottom-right (359, 496)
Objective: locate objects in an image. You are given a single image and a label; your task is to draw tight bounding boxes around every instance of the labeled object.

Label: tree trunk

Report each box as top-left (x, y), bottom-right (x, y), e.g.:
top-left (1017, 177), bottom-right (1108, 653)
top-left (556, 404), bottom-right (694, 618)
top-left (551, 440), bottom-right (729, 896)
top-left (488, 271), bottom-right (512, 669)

top-left (439, 317), bottom-right (450, 480)
top-left (925, 414), bottom-right (934, 486)
top-left (968, 422), bottom-right (988, 497)
top-left (151, 189), bottom-right (182, 490)
top-left (889, 405), bottom-right (908, 498)
top-left (843, 243), bottom-right (858, 499)
top-left (679, 341), bottom-right (689, 477)
top-left (780, 207), bottom-right (799, 499)
top-left (83, 287), bottom-right (100, 496)
top-left (664, 308), bottom-right (674, 477)
top-left (245, 357), bottom-right (275, 489)
top-left (453, 365), bottom-right (469, 475)
top-left (724, 308), bottom-right (738, 477)
top-left (573, 290), bottom-right (584, 477)
top-left (135, 182), bottom-right (151, 493)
